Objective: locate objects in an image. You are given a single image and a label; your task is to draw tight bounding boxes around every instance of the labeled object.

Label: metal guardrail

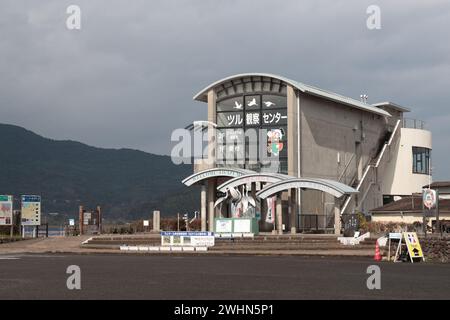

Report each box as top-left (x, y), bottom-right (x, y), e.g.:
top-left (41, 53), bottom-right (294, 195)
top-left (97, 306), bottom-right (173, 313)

top-left (340, 119), bottom-right (402, 215)
top-left (403, 118), bottom-right (425, 130)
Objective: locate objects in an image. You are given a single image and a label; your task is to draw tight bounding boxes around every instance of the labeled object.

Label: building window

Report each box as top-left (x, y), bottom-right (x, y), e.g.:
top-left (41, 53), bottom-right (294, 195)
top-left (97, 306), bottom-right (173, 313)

top-left (412, 147), bottom-right (431, 175)
top-left (216, 94), bottom-right (288, 174)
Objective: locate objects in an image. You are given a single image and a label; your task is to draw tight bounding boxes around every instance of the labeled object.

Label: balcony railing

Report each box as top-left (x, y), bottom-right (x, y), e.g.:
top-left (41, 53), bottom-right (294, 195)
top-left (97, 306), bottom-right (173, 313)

top-left (403, 118), bottom-right (426, 130)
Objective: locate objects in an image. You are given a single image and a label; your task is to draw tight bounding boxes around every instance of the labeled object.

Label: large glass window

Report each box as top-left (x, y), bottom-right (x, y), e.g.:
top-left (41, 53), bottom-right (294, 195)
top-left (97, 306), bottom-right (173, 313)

top-left (216, 94), bottom-right (288, 173)
top-left (412, 147), bottom-right (431, 175)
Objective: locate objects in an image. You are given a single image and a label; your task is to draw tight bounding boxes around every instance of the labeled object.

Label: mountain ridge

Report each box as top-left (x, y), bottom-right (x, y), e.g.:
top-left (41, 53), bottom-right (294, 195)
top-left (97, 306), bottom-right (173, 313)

top-left (0, 123), bottom-right (198, 222)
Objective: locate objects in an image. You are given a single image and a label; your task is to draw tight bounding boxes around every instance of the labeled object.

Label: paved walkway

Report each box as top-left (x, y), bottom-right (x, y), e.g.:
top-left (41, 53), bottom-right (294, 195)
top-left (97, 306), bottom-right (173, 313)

top-left (0, 235), bottom-right (374, 257)
top-left (0, 236), bottom-right (93, 254)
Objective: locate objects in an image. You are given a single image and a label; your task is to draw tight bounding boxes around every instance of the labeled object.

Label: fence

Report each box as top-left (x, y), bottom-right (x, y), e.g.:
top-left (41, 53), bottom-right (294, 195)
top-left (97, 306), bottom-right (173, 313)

top-left (298, 214), bottom-right (334, 232)
top-left (403, 118), bottom-right (425, 130)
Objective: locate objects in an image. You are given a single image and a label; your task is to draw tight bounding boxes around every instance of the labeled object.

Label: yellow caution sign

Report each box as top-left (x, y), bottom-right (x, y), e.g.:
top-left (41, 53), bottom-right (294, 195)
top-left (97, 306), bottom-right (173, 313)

top-left (403, 232), bottom-right (424, 261)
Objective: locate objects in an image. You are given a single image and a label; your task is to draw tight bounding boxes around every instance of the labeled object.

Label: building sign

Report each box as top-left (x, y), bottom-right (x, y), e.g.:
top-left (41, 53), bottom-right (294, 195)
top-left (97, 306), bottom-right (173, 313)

top-left (143, 220), bottom-right (149, 227)
top-left (403, 232), bottom-right (424, 261)
top-left (262, 110), bottom-right (287, 125)
top-left (190, 169), bottom-right (243, 185)
top-left (21, 195), bottom-right (41, 226)
top-left (69, 219), bottom-right (75, 226)
top-left (0, 195), bottom-right (13, 226)
top-left (216, 94), bottom-right (288, 173)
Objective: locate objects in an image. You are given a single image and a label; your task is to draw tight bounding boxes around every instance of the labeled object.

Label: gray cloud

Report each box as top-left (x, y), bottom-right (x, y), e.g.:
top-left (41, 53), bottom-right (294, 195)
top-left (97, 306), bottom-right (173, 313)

top-left (0, 0), bottom-right (449, 178)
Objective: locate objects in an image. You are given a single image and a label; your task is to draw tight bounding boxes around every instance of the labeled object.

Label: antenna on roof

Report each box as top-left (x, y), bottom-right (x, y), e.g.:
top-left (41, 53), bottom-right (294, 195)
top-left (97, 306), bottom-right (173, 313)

top-left (360, 94), bottom-right (369, 103)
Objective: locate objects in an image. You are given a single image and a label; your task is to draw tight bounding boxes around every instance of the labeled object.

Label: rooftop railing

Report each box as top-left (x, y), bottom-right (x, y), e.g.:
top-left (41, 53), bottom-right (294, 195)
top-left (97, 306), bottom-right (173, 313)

top-left (403, 118), bottom-right (426, 130)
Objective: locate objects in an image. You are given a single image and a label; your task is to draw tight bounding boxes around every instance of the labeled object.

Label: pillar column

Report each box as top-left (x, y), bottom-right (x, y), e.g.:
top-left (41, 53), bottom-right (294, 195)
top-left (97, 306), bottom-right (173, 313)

top-left (290, 189), bottom-right (297, 234)
top-left (152, 210), bottom-right (160, 232)
top-left (334, 203), bottom-right (341, 235)
top-left (97, 206), bottom-right (102, 234)
top-left (78, 206), bottom-right (84, 235)
top-left (201, 184), bottom-right (207, 231)
top-left (207, 180), bottom-right (215, 232)
top-left (276, 194), bottom-right (283, 235)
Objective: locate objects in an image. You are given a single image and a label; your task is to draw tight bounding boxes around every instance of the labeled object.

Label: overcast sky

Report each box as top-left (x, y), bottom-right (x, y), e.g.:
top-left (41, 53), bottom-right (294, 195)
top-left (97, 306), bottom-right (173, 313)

top-left (1, 0), bottom-right (449, 178)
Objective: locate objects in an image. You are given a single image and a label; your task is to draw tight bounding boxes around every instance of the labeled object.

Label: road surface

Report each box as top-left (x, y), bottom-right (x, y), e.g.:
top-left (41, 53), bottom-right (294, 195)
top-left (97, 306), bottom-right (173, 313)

top-left (0, 254), bottom-right (448, 300)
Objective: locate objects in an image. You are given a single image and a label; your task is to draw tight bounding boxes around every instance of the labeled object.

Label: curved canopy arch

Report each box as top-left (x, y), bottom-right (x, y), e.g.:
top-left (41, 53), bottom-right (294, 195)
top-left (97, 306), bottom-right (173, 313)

top-left (217, 173), bottom-right (294, 192)
top-left (256, 178), bottom-right (358, 199)
top-left (182, 168), bottom-right (255, 187)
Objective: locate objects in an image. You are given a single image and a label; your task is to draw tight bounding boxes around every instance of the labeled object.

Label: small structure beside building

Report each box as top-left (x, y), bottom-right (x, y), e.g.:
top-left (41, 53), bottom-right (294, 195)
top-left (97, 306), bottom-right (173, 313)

top-left (425, 181), bottom-right (450, 199)
top-left (370, 183), bottom-right (450, 232)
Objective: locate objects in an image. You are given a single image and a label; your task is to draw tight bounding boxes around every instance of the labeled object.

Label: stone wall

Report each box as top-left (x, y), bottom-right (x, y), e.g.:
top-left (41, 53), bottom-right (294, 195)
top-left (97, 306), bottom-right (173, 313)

top-left (421, 237), bottom-right (450, 263)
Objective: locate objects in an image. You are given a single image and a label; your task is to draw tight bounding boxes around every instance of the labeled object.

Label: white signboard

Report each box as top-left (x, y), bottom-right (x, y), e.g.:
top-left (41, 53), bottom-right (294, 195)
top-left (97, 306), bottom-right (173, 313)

top-left (190, 236), bottom-right (215, 247)
top-left (215, 219), bottom-right (233, 233)
top-left (143, 220), bottom-right (149, 227)
top-left (0, 195), bottom-right (13, 226)
top-left (389, 232), bottom-right (402, 240)
top-left (234, 219), bottom-right (251, 233)
top-left (69, 219), bottom-right (75, 226)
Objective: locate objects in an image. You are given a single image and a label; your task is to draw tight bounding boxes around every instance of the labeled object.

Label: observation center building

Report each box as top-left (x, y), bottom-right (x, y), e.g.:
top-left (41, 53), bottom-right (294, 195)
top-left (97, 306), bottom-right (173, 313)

top-left (181, 73), bottom-right (432, 235)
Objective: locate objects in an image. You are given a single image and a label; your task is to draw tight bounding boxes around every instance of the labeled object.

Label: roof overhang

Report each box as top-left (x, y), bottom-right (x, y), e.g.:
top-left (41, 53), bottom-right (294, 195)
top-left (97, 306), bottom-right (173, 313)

top-left (372, 101), bottom-right (411, 113)
top-left (193, 73), bottom-right (391, 117)
top-left (256, 177), bottom-right (358, 199)
top-left (182, 167), bottom-right (255, 187)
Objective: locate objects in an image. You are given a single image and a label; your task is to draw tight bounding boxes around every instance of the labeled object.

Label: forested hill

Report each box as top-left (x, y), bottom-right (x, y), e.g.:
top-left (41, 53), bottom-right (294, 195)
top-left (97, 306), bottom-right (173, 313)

top-left (0, 123), bottom-right (198, 222)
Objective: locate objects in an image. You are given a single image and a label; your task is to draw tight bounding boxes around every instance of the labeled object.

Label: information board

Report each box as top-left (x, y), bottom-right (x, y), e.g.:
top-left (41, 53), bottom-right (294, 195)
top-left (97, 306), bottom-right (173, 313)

top-left (0, 195), bottom-right (13, 226)
top-left (160, 231), bottom-right (215, 247)
top-left (21, 195), bottom-right (41, 226)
